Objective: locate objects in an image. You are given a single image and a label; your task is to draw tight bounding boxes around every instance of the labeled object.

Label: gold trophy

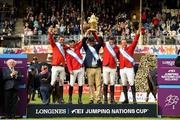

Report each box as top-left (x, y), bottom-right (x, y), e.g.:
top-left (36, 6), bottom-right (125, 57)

top-left (87, 14), bottom-right (98, 32)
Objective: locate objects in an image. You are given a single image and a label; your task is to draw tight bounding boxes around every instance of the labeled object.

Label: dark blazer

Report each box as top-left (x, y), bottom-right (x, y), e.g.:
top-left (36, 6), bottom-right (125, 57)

top-left (39, 71), bottom-right (51, 87)
top-left (2, 67), bottom-right (20, 90)
top-left (82, 36), bottom-right (103, 68)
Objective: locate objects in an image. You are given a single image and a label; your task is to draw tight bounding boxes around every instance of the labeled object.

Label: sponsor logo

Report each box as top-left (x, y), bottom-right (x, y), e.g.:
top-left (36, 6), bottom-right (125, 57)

top-left (162, 61), bottom-right (174, 66)
top-left (35, 109), bottom-right (66, 114)
top-left (165, 94), bottom-right (179, 110)
top-left (71, 109), bottom-right (84, 114)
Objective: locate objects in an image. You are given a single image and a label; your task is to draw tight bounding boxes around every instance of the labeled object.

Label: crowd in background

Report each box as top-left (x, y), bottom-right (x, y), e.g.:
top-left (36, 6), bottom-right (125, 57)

top-left (0, 2), bottom-right (17, 35)
top-left (23, 0), bottom-right (180, 43)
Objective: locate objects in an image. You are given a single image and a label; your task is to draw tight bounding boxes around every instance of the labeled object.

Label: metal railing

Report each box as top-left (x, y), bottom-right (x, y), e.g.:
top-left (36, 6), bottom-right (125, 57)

top-left (23, 34), bottom-right (180, 46)
top-left (1, 34), bottom-right (180, 48)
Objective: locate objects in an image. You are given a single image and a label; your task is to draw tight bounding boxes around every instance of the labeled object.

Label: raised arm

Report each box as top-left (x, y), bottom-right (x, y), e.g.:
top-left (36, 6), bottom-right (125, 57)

top-left (92, 32), bottom-right (104, 47)
top-left (75, 40), bottom-right (83, 49)
top-left (48, 27), bottom-right (56, 47)
top-left (129, 30), bottom-right (140, 50)
top-left (92, 32), bottom-right (99, 41)
top-left (82, 35), bottom-right (88, 51)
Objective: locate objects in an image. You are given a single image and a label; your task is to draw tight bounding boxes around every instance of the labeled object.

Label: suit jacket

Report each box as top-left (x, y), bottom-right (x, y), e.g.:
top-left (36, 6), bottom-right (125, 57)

top-left (82, 33), bottom-right (103, 68)
top-left (2, 67), bottom-right (20, 90)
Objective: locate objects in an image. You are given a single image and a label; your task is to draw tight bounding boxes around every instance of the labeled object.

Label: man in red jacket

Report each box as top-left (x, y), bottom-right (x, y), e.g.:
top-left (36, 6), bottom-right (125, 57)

top-left (119, 30), bottom-right (140, 104)
top-left (66, 40), bottom-right (84, 104)
top-left (102, 37), bottom-right (119, 104)
top-left (48, 27), bottom-right (68, 104)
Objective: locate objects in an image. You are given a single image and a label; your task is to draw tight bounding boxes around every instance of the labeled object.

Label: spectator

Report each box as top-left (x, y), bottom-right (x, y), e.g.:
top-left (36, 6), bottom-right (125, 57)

top-left (30, 56), bottom-right (41, 100)
top-left (39, 65), bottom-right (51, 104)
top-left (22, 0), bottom-right (180, 45)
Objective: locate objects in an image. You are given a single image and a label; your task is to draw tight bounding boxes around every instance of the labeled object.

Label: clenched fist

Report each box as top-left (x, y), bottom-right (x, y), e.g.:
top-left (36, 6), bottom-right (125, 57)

top-left (48, 25), bottom-right (54, 34)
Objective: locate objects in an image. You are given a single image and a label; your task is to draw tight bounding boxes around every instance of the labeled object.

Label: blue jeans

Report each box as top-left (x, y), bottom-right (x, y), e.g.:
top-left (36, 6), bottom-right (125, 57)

top-left (40, 86), bottom-right (50, 104)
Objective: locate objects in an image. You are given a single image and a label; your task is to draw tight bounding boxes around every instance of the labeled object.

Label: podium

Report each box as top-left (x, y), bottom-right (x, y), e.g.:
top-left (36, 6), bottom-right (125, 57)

top-left (27, 104), bottom-right (157, 118)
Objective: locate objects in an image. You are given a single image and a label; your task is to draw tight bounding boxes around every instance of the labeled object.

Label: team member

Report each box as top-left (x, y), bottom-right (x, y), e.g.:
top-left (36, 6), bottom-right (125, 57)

top-left (119, 30), bottom-right (140, 104)
top-left (48, 27), bottom-right (68, 104)
top-left (102, 37), bottom-right (119, 104)
top-left (82, 31), bottom-right (103, 104)
top-left (2, 59), bottom-right (20, 118)
top-left (66, 40), bottom-right (84, 104)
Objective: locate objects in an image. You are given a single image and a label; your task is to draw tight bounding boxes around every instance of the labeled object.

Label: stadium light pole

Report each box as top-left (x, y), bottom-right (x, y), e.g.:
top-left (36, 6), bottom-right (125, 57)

top-left (81, 0), bottom-right (84, 35)
top-left (139, 0), bottom-right (143, 45)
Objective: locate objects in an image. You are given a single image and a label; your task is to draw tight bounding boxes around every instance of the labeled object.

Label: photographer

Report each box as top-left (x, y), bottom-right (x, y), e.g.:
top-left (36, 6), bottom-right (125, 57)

top-left (30, 56), bottom-right (41, 101)
top-left (39, 65), bottom-right (51, 105)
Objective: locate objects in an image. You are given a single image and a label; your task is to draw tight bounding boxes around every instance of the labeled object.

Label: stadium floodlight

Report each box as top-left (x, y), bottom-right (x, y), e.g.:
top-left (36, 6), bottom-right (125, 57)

top-left (81, 0), bottom-right (84, 35)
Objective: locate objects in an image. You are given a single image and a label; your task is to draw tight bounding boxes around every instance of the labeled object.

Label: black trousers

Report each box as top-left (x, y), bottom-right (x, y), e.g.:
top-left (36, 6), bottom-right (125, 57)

top-left (4, 88), bottom-right (18, 118)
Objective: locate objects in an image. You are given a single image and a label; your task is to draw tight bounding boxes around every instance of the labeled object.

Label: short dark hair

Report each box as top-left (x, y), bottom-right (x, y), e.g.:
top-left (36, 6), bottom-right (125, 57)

top-left (69, 40), bottom-right (75, 43)
top-left (59, 35), bottom-right (64, 39)
top-left (88, 37), bottom-right (95, 42)
top-left (88, 33), bottom-right (95, 42)
top-left (109, 36), bottom-right (115, 41)
top-left (109, 36), bottom-right (116, 44)
top-left (33, 56), bottom-right (37, 60)
top-left (178, 49), bottom-right (180, 54)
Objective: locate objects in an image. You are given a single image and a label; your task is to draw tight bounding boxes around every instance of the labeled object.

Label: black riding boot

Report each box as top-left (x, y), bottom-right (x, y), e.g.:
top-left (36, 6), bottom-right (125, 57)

top-left (78, 86), bottom-right (83, 104)
top-left (131, 85), bottom-right (137, 104)
top-left (68, 86), bottom-right (73, 104)
top-left (122, 86), bottom-right (129, 104)
top-left (59, 86), bottom-right (64, 104)
top-left (103, 84), bottom-right (108, 104)
top-left (110, 85), bottom-right (116, 104)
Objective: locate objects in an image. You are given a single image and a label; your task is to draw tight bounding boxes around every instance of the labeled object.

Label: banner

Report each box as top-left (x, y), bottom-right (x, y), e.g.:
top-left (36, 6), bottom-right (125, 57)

top-left (27, 104), bottom-right (157, 118)
top-left (158, 55), bottom-right (180, 84)
top-left (119, 92), bottom-right (156, 103)
top-left (158, 55), bottom-right (180, 116)
top-left (158, 86), bottom-right (180, 116)
top-left (1, 45), bottom-right (180, 54)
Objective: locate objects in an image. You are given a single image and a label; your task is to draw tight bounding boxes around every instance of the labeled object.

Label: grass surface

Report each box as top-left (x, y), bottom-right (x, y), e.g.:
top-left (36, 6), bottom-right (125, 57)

top-left (30, 94), bottom-right (90, 104)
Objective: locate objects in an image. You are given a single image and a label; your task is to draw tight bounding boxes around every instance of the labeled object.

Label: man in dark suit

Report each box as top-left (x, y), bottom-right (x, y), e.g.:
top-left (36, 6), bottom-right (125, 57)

top-left (82, 31), bottom-right (103, 104)
top-left (2, 59), bottom-right (20, 119)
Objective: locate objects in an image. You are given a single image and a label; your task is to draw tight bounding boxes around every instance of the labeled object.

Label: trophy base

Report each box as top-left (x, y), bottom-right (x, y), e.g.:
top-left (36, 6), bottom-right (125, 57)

top-left (88, 28), bottom-right (97, 32)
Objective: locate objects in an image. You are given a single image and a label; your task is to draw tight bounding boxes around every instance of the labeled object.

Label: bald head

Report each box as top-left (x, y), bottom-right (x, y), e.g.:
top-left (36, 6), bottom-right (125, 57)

top-left (6, 59), bottom-right (16, 68)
